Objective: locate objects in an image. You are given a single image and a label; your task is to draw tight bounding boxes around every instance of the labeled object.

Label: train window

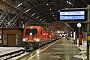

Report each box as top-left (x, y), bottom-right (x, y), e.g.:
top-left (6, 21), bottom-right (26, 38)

top-left (25, 29), bottom-right (37, 35)
top-left (40, 30), bottom-right (42, 35)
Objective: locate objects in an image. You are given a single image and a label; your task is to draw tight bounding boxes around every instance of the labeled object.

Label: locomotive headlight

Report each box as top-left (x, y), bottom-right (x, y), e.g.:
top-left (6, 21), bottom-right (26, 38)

top-left (23, 38), bottom-right (28, 42)
top-left (34, 38), bottom-right (40, 42)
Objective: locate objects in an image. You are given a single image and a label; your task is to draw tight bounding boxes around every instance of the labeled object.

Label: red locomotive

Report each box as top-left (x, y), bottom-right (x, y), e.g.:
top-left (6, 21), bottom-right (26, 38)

top-left (22, 26), bottom-right (57, 51)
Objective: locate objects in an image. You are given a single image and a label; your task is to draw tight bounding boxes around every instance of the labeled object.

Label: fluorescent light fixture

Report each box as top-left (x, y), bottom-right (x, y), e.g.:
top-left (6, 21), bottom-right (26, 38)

top-left (40, 19), bottom-right (42, 21)
top-left (37, 16), bottom-right (39, 18)
top-left (68, 2), bottom-right (72, 5)
top-left (66, 1), bottom-right (69, 3)
top-left (26, 9), bottom-right (30, 12)
top-left (32, 13), bottom-right (35, 16)
top-left (66, 1), bottom-right (72, 5)
top-left (0, 36), bottom-right (1, 39)
top-left (17, 3), bottom-right (22, 7)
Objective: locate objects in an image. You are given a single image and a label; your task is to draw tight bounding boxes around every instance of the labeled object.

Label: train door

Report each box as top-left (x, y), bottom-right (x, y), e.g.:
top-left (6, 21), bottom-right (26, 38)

top-left (7, 34), bottom-right (16, 47)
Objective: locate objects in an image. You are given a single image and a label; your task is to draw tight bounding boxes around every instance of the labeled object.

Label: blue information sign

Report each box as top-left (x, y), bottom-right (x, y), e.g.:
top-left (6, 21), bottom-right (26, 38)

top-left (58, 9), bottom-right (87, 21)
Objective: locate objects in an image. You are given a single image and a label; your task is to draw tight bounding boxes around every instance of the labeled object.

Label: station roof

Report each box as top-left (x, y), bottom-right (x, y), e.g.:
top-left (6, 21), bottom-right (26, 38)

top-left (0, 0), bottom-right (89, 32)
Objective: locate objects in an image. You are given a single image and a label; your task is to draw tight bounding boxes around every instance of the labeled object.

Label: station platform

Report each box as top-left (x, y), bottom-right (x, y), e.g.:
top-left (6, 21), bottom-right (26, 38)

top-left (0, 38), bottom-right (89, 60)
top-left (15, 38), bottom-right (88, 60)
top-left (74, 39), bottom-right (88, 60)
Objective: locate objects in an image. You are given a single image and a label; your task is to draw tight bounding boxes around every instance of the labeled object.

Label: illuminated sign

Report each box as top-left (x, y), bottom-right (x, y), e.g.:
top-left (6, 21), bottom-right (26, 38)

top-left (58, 9), bottom-right (87, 21)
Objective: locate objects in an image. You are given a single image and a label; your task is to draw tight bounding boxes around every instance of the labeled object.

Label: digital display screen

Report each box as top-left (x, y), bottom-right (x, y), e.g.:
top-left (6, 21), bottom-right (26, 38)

top-left (58, 9), bottom-right (87, 21)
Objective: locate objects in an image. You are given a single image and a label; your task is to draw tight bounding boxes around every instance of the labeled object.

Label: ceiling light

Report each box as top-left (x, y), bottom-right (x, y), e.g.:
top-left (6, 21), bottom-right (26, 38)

top-left (37, 16), bottom-right (39, 18)
top-left (66, 1), bottom-right (69, 3)
top-left (26, 9), bottom-right (30, 12)
top-left (50, 9), bottom-right (51, 10)
top-left (17, 3), bottom-right (22, 7)
top-left (66, 8), bottom-right (68, 9)
top-left (66, 1), bottom-right (72, 5)
top-left (42, 20), bottom-right (45, 22)
top-left (68, 2), bottom-right (72, 5)
top-left (21, 21), bottom-right (23, 23)
top-left (3, 0), bottom-right (5, 1)
top-left (40, 19), bottom-right (42, 21)
top-left (87, 5), bottom-right (90, 7)
top-left (32, 13), bottom-right (35, 16)
top-left (47, 4), bottom-right (49, 5)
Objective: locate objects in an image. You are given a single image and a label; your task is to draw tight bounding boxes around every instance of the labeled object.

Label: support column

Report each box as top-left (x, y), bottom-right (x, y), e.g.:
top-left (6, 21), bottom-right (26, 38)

top-left (87, 5), bottom-right (90, 60)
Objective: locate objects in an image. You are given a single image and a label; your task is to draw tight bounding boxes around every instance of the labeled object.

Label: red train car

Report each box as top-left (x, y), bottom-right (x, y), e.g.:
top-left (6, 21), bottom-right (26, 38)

top-left (22, 26), bottom-right (56, 51)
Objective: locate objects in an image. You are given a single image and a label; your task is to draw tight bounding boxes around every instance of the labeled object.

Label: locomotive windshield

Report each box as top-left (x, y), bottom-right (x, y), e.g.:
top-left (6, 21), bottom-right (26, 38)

top-left (25, 29), bottom-right (37, 35)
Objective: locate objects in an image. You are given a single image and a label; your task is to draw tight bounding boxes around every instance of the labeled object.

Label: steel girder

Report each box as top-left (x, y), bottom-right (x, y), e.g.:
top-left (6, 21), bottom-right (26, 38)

top-left (0, 5), bottom-right (17, 27)
top-left (9, 3), bottom-right (60, 28)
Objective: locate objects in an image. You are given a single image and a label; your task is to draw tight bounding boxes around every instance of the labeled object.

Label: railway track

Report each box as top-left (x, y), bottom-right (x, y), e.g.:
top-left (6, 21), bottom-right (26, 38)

top-left (0, 48), bottom-right (25, 60)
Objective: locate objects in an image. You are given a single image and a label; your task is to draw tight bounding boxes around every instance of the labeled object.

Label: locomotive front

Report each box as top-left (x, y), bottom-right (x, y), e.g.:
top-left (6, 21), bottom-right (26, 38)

top-left (22, 26), bottom-right (41, 51)
top-left (23, 28), bottom-right (40, 42)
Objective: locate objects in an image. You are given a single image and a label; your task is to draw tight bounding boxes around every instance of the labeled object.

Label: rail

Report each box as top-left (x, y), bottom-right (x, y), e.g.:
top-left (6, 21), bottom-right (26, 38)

top-left (0, 48), bottom-right (25, 60)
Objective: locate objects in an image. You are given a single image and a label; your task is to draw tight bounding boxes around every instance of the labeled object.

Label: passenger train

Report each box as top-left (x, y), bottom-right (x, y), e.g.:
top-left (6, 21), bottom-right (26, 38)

top-left (22, 26), bottom-right (58, 51)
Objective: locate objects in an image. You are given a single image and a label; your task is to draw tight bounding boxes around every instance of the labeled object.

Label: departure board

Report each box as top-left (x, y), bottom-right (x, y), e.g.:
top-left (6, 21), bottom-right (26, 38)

top-left (58, 9), bottom-right (87, 21)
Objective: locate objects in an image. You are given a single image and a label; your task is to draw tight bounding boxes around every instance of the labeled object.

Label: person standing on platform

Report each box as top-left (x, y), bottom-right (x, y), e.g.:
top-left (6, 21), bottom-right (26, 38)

top-left (61, 35), bottom-right (65, 44)
top-left (68, 35), bottom-right (72, 43)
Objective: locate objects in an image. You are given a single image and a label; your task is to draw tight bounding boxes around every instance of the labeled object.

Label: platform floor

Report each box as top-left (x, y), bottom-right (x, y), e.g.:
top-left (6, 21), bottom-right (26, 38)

top-left (16, 39), bottom-right (84, 60)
